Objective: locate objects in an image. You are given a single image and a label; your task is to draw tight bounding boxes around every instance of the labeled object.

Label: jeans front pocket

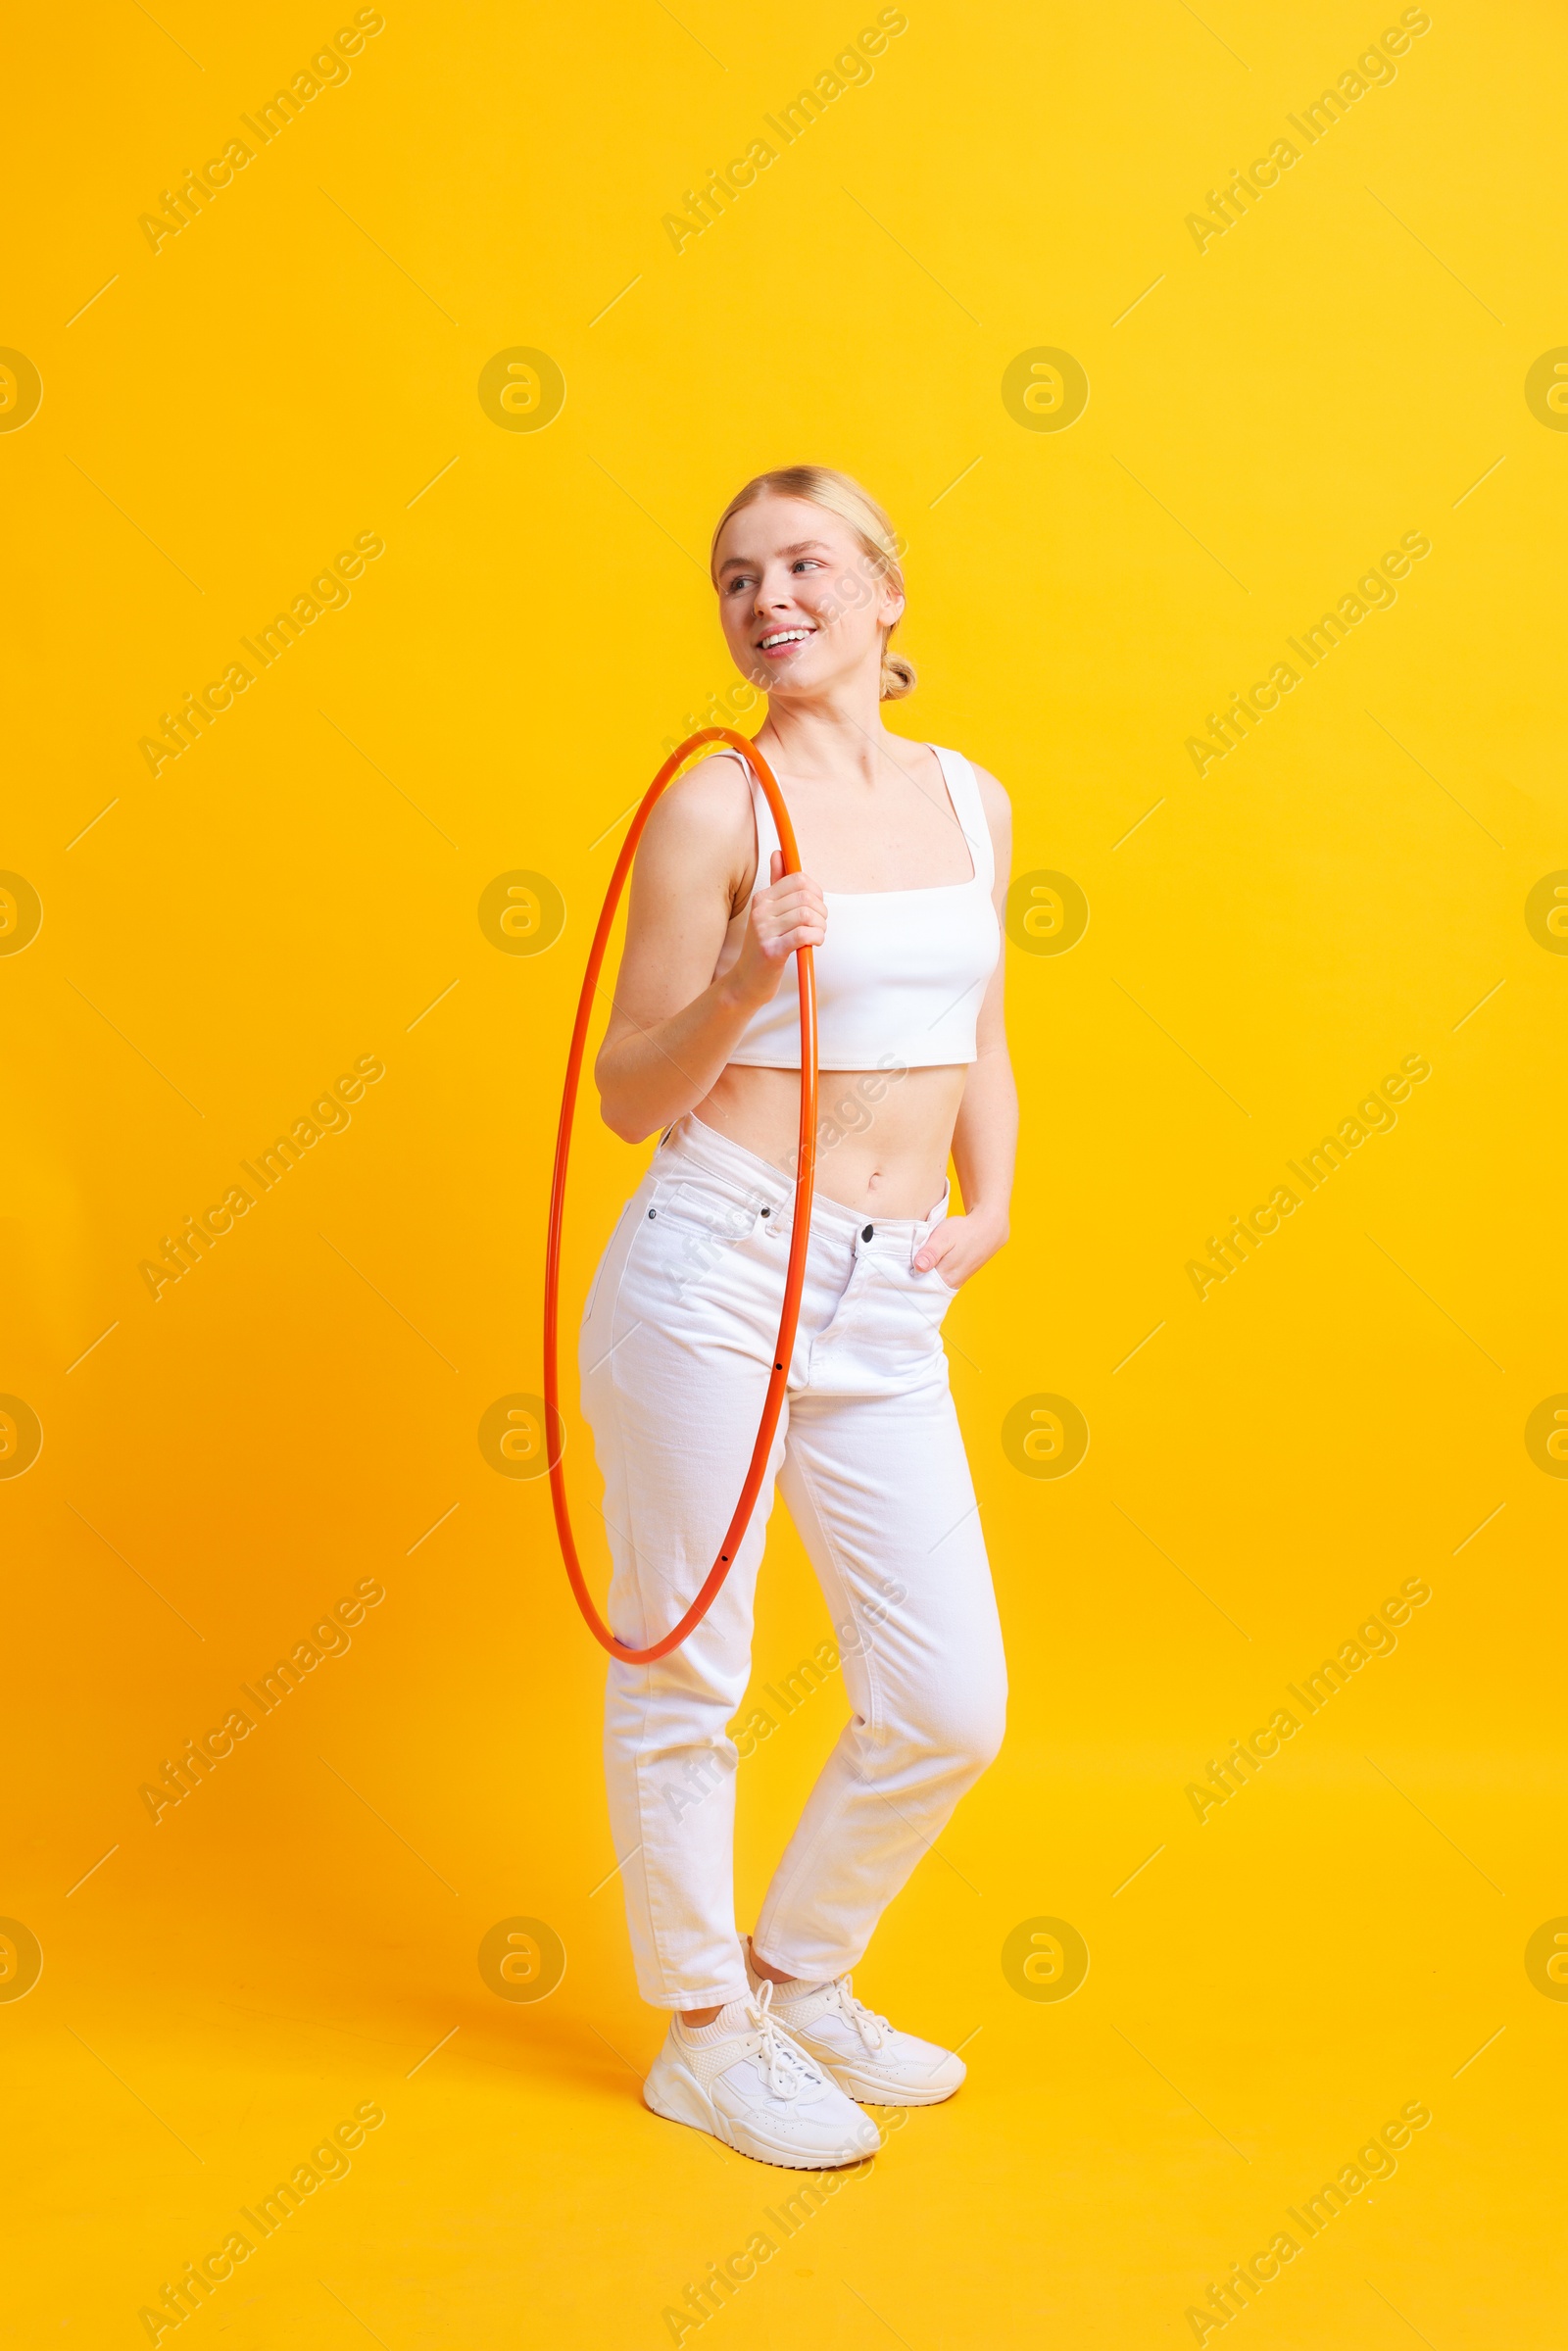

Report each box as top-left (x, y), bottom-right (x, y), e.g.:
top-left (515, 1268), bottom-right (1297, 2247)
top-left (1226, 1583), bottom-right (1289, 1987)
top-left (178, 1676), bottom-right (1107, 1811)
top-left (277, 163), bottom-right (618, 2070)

top-left (837, 1248), bottom-right (957, 1378)
top-left (636, 1175), bottom-right (768, 1312)
top-left (649, 1175), bottom-right (760, 1242)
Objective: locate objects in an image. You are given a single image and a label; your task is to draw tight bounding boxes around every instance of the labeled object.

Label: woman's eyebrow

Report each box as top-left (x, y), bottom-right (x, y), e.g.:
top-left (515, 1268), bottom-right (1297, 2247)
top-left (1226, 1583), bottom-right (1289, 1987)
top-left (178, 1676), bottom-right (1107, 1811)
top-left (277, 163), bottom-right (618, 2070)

top-left (717, 538), bottom-right (832, 573)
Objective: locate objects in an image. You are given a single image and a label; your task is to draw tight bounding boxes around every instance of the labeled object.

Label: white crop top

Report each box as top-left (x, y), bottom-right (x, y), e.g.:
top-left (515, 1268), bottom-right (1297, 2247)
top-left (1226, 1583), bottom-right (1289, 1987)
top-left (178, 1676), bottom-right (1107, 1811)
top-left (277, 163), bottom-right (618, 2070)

top-left (716, 743), bottom-right (1001, 1070)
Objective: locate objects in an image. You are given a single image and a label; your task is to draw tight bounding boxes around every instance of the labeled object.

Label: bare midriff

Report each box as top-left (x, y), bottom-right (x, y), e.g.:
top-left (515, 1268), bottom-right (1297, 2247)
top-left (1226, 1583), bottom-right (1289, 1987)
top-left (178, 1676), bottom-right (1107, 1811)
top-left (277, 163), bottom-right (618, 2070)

top-left (693, 1060), bottom-right (967, 1220)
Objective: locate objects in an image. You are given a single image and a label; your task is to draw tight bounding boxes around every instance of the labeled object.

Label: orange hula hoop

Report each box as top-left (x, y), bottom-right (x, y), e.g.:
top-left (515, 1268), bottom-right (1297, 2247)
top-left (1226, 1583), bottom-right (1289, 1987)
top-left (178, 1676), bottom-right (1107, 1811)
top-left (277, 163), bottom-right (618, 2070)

top-left (543, 727), bottom-right (819, 1665)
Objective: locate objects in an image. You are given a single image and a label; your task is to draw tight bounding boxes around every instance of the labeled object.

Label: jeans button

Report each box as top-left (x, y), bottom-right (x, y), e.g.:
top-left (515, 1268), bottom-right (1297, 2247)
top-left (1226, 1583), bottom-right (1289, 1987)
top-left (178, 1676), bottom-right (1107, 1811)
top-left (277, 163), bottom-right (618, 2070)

top-left (861, 1224), bottom-right (874, 1242)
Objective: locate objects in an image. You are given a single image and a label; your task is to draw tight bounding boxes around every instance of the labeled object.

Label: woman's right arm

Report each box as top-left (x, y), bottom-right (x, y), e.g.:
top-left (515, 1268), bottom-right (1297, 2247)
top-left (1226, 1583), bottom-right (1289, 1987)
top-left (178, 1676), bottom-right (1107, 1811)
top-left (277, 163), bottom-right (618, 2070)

top-left (593, 759), bottom-right (826, 1145)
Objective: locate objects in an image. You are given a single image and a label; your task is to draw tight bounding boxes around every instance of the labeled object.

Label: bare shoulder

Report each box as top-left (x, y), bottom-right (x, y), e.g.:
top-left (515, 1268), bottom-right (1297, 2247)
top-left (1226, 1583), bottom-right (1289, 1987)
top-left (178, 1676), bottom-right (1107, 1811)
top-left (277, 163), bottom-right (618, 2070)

top-left (973, 761), bottom-right (1010, 817)
top-left (968, 760), bottom-right (1011, 822)
top-left (965, 762), bottom-right (1012, 908)
top-left (634, 749), bottom-right (757, 895)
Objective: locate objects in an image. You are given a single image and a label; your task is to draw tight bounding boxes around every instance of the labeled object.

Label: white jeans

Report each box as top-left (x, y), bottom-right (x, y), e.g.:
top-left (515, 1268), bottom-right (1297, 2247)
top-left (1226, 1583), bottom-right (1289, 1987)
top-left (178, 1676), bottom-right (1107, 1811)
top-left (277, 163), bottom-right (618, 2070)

top-left (580, 1111), bottom-right (1007, 2009)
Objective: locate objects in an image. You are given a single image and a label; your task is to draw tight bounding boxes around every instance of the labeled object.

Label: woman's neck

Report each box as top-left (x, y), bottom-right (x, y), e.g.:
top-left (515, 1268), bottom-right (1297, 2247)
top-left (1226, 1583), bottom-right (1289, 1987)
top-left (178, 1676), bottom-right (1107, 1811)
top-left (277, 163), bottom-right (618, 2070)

top-left (756, 678), bottom-right (902, 786)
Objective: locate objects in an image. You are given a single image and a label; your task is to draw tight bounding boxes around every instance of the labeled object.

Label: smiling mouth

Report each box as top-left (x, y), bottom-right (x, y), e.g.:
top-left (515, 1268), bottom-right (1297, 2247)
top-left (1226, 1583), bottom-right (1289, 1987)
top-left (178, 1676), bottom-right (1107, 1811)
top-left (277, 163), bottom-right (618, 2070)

top-left (757, 626), bottom-right (815, 656)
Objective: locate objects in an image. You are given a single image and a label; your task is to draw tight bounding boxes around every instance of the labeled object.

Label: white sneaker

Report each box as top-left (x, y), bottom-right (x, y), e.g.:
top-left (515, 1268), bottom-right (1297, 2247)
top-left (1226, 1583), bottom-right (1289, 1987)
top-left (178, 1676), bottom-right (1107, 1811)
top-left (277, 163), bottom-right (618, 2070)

top-left (743, 1940), bottom-right (965, 2107)
top-left (643, 1982), bottom-right (881, 2169)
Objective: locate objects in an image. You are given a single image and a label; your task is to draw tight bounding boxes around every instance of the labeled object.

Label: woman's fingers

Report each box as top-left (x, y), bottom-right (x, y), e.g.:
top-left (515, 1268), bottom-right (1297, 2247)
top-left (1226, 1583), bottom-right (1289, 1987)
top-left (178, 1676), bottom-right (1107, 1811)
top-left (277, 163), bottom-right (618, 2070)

top-left (752, 871), bottom-right (826, 960)
top-left (914, 1216), bottom-right (1008, 1287)
top-left (761, 904), bottom-right (826, 937)
top-left (763, 864), bottom-right (822, 906)
top-left (914, 1216), bottom-right (971, 1281)
top-left (760, 925), bottom-right (826, 960)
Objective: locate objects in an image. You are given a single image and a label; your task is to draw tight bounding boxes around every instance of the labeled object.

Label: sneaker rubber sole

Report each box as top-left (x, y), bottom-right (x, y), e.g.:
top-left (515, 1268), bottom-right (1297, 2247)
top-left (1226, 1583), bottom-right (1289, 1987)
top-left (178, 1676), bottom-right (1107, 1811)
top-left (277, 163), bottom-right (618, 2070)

top-left (642, 2045), bottom-right (878, 2170)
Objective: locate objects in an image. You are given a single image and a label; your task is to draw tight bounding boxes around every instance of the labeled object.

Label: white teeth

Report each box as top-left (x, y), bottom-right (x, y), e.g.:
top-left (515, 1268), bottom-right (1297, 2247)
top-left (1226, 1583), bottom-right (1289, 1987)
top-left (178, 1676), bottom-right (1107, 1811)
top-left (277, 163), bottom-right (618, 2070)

top-left (760, 628), bottom-right (812, 649)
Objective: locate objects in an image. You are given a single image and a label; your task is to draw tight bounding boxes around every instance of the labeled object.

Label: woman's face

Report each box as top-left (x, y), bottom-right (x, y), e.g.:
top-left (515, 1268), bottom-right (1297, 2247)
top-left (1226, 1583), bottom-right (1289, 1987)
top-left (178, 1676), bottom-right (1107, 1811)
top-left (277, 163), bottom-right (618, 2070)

top-left (712, 494), bottom-right (904, 699)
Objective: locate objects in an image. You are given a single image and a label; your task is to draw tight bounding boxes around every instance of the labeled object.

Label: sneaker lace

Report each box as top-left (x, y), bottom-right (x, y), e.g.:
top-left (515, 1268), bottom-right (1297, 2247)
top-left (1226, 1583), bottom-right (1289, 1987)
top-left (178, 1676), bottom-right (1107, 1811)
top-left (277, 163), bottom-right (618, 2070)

top-left (748, 1981), bottom-right (822, 2101)
top-left (831, 1972), bottom-right (891, 2054)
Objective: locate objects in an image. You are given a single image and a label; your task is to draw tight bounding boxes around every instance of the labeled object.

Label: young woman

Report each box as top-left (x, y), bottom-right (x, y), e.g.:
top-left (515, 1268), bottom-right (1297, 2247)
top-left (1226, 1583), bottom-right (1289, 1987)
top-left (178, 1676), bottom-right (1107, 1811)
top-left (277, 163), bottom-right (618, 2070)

top-left (581, 465), bottom-right (1015, 2169)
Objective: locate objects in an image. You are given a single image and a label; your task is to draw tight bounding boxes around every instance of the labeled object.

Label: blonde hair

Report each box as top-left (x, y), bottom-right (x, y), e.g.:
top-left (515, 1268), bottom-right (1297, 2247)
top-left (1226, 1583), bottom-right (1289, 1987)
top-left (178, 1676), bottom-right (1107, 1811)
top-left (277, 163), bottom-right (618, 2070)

top-left (710, 465), bottom-right (916, 701)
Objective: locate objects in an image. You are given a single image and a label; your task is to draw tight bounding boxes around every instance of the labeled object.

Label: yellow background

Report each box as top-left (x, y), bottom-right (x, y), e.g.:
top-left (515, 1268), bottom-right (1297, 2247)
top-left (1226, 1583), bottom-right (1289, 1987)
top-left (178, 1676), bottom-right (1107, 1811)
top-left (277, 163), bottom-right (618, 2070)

top-left (6, 0), bottom-right (1566, 2341)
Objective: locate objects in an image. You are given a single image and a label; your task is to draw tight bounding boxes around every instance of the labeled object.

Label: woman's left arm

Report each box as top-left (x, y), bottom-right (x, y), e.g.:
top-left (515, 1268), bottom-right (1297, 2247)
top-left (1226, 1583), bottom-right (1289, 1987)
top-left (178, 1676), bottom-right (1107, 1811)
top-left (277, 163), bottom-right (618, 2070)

top-left (914, 766), bottom-right (1017, 1283)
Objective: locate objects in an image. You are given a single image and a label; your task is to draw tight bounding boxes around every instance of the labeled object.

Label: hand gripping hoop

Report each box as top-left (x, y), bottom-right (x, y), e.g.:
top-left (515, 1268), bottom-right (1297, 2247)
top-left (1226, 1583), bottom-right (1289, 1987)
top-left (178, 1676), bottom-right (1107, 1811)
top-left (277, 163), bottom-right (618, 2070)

top-left (544, 727), bottom-right (818, 1664)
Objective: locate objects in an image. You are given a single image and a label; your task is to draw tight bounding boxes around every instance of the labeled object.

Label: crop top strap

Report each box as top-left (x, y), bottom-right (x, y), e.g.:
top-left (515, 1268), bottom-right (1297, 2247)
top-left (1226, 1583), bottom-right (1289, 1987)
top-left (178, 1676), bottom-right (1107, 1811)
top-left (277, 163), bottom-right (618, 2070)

top-left (931, 744), bottom-right (993, 892)
top-left (749, 765), bottom-right (781, 892)
top-left (703, 744), bottom-right (779, 896)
